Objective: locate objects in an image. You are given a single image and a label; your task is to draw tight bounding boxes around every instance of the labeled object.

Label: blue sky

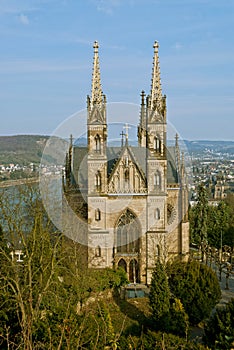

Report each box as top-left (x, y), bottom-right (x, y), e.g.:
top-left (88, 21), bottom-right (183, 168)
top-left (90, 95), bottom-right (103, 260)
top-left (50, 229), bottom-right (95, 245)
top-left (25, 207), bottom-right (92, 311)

top-left (0, 0), bottom-right (234, 140)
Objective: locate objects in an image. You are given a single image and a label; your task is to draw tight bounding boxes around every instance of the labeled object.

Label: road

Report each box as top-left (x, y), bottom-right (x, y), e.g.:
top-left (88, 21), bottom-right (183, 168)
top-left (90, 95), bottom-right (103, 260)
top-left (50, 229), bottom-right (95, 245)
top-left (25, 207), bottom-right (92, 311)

top-left (217, 268), bottom-right (234, 306)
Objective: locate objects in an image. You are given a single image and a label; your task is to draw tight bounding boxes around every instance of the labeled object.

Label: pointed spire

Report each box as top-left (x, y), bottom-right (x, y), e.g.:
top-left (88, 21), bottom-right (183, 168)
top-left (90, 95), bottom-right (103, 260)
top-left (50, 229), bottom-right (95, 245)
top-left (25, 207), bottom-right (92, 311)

top-left (150, 41), bottom-right (163, 110)
top-left (69, 134), bottom-right (73, 147)
top-left (140, 90), bottom-right (146, 127)
top-left (175, 133), bottom-right (179, 149)
top-left (175, 133), bottom-right (181, 173)
top-left (120, 130), bottom-right (125, 148)
top-left (181, 152), bottom-right (185, 177)
top-left (123, 123), bottom-right (130, 146)
top-left (91, 41), bottom-right (103, 109)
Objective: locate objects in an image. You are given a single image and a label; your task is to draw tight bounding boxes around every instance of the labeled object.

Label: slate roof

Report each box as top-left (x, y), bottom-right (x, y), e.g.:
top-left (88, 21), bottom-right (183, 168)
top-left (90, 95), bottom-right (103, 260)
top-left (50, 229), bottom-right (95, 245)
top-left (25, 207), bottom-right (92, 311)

top-left (167, 146), bottom-right (179, 183)
top-left (72, 144), bottom-right (179, 187)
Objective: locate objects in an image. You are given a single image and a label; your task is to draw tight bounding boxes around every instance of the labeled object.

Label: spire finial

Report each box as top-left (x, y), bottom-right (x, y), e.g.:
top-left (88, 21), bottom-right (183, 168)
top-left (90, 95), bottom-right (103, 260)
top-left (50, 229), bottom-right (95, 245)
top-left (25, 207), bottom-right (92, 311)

top-left (123, 123), bottom-right (130, 146)
top-left (120, 130), bottom-right (125, 148)
top-left (93, 40), bottom-right (99, 51)
top-left (141, 90), bottom-right (145, 106)
top-left (153, 40), bottom-right (159, 51)
top-left (175, 133), bottom-right (179, 148)
top-left (91, 40), bottom-right (103, 109)
top-left (150, 40), bottom-right (162, 110)
top-left (70, 134), bottom-right (73, 146)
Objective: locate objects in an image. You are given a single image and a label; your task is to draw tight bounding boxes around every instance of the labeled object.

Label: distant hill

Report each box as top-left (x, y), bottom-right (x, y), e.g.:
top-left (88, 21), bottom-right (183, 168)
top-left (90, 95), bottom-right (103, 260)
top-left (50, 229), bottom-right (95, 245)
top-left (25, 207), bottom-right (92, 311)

top-left (184, 140), bottom-right (234, 155)
top-left (0, 135), bottom-right (234, 165)
top-left (0, 135), bottom-right (50, 165)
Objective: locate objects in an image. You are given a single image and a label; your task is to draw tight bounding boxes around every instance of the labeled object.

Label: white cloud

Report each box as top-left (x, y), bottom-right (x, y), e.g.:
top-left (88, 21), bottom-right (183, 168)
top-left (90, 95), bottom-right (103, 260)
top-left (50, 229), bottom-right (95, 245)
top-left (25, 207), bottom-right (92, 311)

top-left (19, 13), bottom-right (29, 25)
top-left (172, 42), bottom-right (183, 50)
top-left (91, 0), bottom-right (121, 14)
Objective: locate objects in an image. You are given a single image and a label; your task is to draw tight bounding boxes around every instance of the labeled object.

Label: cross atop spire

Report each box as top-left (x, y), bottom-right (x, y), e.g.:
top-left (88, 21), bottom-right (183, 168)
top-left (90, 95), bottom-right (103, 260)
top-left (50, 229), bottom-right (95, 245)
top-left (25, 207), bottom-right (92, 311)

top-left (91, 40), bottom-right (103, 109)
top-left (123, 123), bottom-right (131, 145)
top-left (149, 40), bottom-right (163, 110)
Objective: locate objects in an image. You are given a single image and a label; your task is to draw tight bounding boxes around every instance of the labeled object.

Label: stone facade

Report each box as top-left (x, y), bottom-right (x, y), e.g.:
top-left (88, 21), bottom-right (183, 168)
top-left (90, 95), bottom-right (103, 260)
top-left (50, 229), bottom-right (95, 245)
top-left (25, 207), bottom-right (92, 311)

top-left (64, 41), bottom-right (190, 285)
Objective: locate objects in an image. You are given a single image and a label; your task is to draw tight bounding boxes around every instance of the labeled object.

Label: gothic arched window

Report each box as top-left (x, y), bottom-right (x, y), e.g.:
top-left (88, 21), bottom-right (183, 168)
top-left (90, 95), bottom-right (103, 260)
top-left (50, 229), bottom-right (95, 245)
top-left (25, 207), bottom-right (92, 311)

top-left (153, 136), bottom-right (161, 152)
top-left (95, 245), bottom-right (101, 257)
top-left (154, 171), bottom-right (161, 189)
top-left (95, 134), bottom-right (101, 153)
top-left (156, 244), bottom-right (160, 257)
top-left (116, 209), bottom-right (140, 254)
top-left (124, 169), bottom-right (129, 183)
top-left (135, 175), bottom-right (140, 191)
top-left (95, 208), bottom-right (101, 221)
top-left (95, 171), bottom-right (102, 191)
top-left (154, 208), bottom-right (160, 220)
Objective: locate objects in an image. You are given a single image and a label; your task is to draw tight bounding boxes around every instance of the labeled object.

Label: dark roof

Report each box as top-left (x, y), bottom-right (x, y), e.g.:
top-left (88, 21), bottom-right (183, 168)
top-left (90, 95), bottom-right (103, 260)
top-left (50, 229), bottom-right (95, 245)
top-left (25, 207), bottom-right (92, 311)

top-left (72, 147), bottom-right (88, 186)
top-left (106, 147), bottom-right (121, 176)
top-left (72, 144), bottom-right (179, 186)
top-left (167, 146), bottom-right (179, 183)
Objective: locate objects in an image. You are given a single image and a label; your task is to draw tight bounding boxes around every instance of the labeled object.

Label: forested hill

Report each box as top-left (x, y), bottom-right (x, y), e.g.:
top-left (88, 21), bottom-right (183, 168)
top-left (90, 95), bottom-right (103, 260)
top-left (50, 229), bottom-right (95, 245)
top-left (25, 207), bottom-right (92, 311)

top-left (0, 135), bottom-right (50, 165)
top-left (1, 135), bottom-right (234, 165)
top-left (184, 140), bottom-right (234, 155)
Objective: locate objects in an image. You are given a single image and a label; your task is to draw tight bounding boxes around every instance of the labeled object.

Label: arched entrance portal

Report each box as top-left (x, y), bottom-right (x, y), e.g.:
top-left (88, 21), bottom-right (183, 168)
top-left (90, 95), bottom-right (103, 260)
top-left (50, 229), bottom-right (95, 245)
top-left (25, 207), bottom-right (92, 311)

top-left (118, 258), bottom-right (127, 272)
top-left (115, 209), bottom-right (141, 282)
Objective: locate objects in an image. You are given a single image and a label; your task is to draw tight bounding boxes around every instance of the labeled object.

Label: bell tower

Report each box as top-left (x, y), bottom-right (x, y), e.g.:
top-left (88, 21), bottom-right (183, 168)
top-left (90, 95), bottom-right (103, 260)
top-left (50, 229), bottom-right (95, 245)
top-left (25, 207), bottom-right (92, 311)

top-left (141, 41), bottom-right (168, 283)
top-left (87, 41), bottom-right (107, 194)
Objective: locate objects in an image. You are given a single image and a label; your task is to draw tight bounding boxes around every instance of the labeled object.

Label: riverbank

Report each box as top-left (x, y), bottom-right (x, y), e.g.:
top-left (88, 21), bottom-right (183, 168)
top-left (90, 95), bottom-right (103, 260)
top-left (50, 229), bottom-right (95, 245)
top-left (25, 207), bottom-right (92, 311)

top-left (0, 177), bottom-right (39, 188)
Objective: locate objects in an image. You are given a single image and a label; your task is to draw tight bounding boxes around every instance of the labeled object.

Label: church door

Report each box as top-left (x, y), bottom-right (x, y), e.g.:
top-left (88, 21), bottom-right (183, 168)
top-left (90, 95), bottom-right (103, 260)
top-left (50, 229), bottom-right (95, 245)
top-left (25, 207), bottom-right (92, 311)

top-left (118, 258), bottom-right (127, 272)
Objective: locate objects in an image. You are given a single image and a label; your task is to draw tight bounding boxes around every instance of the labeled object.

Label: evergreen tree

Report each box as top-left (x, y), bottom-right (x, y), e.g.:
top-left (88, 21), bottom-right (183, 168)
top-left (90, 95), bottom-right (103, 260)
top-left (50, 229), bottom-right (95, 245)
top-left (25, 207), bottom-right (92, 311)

top-left (168, 260), bottom-right (221, 325)
top-left (204, 298), bottom-right (234, 349)
top-left (149, 259), bottom-right (170, 329)
top-left (192, 185), bottom-right (209, 261)
top-left (167, 298), bottom-right (189, 338)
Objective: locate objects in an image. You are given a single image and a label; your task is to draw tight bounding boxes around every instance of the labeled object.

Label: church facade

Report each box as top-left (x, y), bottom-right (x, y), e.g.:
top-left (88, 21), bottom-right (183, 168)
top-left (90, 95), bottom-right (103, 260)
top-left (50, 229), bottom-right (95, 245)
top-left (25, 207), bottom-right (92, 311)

top-left (64, 41), bottom-right (189, 285)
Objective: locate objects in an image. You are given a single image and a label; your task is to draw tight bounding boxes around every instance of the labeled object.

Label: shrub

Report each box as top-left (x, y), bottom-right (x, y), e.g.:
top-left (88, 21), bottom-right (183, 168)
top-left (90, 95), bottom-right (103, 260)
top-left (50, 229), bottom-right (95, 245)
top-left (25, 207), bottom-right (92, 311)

top-left (167, 298), bottom-right (189, 337)
top-left (168, 260), bottom-right (221, 324)
top-left (204, 298), bottom-right (234, 349)
top-left (119, 330), bottom-right (209, 349)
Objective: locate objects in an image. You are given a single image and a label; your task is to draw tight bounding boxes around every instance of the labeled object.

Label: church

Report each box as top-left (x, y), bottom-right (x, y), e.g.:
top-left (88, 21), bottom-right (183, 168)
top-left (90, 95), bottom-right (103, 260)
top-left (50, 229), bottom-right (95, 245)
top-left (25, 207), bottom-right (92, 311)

top-left (64, 41), bottom-right (190, 285)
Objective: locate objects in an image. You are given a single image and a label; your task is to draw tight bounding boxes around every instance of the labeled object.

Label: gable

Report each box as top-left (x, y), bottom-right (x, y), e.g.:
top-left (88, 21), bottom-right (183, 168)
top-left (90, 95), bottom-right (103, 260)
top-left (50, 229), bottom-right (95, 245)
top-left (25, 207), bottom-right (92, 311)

top-left (107, 146), bottom-right (147, 193)
top-left (88, 107), bottom-right (105, 125)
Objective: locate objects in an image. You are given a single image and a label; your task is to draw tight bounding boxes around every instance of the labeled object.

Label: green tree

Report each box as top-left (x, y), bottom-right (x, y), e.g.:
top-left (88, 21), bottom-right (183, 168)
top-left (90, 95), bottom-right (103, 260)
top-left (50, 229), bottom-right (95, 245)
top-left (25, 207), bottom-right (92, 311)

top-left (168, 260), bottom-right (221, 325)
top-left (207, 201), bottom-right (229, 249)
top-left (149, 260), bottom-right (170, 329)
top-left (190, 185), bottom-right (209, 261)
top-left (167, 298), bottom-right (189, 338)
top-left (204, 298), bottom-right (234, 349)
top-left (0, 224), bottom-right (20, 348)
top-left (224, 194), bottom-right (234, 249)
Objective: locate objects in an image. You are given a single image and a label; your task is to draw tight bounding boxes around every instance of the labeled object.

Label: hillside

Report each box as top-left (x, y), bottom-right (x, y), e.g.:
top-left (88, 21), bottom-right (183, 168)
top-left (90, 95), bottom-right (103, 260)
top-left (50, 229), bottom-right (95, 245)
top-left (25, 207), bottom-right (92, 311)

top-left (1, 135), bottom-right (234, 166)
top-left (0, 135), bottom-right (50, 165)
top-left (184, 140), bottom-right (234, 155)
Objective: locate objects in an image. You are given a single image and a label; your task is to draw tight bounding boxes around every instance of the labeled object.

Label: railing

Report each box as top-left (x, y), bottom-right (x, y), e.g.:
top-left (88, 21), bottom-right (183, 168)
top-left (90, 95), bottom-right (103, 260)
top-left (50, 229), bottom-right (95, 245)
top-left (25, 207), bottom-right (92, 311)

top-left (106, 185), bottom-right (147, 194)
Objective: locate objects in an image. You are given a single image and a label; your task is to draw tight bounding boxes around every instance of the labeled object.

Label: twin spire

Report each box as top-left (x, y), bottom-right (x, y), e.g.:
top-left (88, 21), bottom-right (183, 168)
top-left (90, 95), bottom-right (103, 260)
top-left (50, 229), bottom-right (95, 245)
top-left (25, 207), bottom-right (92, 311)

top-left (149, 41), bottom-right (163, 110)
top-left (90, 41), bottom-right (104, 109)
top-left (89, 40), bottom-right (164, 113)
